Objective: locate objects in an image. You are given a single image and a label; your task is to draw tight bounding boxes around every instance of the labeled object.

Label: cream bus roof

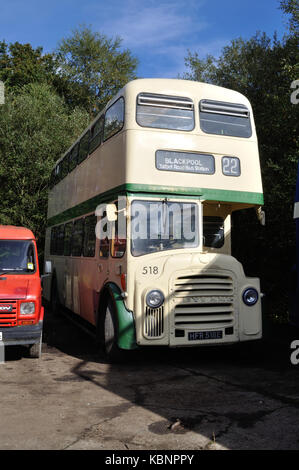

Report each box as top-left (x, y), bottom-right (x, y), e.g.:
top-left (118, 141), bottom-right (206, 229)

top-left (55, 78), bottom-right (254, 166)
top-left (123, 78), bottom-right (252, 108)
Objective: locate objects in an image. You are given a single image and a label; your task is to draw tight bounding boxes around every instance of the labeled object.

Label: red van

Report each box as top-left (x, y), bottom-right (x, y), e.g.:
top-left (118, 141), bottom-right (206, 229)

top-left (0, 226), bottom-right (44, 358)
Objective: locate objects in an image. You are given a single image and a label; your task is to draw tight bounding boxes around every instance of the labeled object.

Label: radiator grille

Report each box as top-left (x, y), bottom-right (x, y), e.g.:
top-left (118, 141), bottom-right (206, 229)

top-left (172, 273), bottom-right (234, 329)
top-left (144, 306), bottom-right (164, 338)
top-left (0, 301), bottom-right (17, 327)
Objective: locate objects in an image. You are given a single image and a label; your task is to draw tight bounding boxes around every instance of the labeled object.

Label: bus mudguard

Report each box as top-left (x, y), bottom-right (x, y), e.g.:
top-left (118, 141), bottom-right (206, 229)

top-left (106, 282), bottom-right (138, 350)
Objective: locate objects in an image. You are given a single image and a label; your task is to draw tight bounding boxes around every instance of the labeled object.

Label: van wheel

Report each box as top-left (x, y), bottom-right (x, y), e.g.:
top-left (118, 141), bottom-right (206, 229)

top-left (50, 278), bottom-right (60, 316)
top-left (102, 300), bottom-right (123, 362)
top-left (28, 335), bottom-right (42, 358)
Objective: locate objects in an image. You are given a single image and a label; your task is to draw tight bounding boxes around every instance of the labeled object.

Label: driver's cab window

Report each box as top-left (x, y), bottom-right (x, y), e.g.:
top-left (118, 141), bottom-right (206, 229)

top-left (203, 216), bottom-right (225, 248)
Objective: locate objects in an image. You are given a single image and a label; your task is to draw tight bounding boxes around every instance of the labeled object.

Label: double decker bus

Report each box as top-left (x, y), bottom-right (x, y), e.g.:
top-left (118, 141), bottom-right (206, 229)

top-left (43, 78), bottom-right (264, 360)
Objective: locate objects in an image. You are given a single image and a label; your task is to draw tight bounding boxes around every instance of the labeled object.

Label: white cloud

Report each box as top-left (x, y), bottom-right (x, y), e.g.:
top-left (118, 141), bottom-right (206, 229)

top-left (88, 0), bottom-right (208, 49)
top-left (82, 0), bottom-right (227, 78)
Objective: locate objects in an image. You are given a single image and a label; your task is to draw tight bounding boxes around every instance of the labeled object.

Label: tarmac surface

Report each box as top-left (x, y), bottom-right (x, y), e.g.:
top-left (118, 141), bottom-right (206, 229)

top-left (1, 307), bottom-right (299, 451)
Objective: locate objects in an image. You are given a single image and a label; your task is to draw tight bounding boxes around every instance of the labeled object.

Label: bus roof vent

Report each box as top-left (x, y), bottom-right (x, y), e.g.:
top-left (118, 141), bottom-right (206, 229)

top-left (200, 100), bottom-right (250, 118)
top-left (138, 93), bottom-right (194, 110)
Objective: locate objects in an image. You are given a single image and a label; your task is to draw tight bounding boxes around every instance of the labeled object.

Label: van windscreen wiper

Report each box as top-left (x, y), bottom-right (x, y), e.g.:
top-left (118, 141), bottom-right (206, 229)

top-left (0, 268), bottom-right (25, 276)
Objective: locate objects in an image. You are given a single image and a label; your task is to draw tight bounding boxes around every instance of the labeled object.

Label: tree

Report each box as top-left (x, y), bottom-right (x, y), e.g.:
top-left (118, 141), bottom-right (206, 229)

top-left (0, 41), bottom-right (58, 91)
top-left (280, 0), bottom-right (299, 34)
top-left (0, 83), bottom-right (89, 249)
top-left (182, 14), bottom-right (299, 320)
top-left (56, 25), bottom-right (138, 116)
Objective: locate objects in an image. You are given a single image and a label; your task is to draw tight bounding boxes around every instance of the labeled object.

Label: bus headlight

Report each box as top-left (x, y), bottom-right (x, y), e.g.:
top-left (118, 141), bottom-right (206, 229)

top-left (20, 302), bottom-right (35, 315)
top-left (146, 290), bottom-right (164, 309)
top-left (242, 288), bottom-right (259, 306)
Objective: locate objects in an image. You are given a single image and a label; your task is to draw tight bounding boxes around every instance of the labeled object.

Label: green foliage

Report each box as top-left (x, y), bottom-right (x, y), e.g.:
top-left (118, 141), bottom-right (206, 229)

top-left (0, 83), bottom-right (89, 246)
top-left (56, 25), bottom-right (138, 116)
top-left (0, 41), bottom-right (58, 91)
top-left (280, 0), bottom-right (299, 34)
top-left (183, 21), bottom-right (299, 320)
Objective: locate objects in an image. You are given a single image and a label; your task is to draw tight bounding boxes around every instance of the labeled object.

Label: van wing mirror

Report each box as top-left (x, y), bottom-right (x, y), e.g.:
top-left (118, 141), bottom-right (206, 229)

top-left (44, 261), bottom-right (52, 274)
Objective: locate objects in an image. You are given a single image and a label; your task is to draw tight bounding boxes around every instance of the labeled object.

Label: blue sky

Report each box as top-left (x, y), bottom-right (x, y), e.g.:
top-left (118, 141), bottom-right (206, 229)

top-left (0, 0), bottom-right (290, 78)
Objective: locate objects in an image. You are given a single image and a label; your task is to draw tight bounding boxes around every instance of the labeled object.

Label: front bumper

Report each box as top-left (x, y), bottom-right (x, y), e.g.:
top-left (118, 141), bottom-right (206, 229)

top-left (0, 321), bottom-right (43, 346)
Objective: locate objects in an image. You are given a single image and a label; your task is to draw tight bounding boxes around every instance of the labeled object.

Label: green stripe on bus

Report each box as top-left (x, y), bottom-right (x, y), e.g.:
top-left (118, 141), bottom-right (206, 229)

top-left (47, 183), bottom-right (264, 226)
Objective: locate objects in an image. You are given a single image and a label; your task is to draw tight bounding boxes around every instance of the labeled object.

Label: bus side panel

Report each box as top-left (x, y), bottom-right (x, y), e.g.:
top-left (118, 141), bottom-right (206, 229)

top-left (42, 228), bottom-right (52, 302)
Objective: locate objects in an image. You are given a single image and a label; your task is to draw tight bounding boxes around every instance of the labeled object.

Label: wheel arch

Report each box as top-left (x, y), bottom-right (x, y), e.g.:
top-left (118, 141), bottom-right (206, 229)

top-left (98, 282), bottom-right (137, 351)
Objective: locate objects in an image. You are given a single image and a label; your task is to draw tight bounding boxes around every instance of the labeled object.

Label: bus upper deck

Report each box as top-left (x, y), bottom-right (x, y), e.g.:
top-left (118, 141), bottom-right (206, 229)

top-left (48, 79), bottom-right (263, 224)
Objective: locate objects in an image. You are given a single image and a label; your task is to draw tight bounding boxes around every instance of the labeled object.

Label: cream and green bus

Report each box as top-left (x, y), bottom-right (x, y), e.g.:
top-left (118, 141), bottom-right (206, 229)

top-left (43, 78), bottom-right (264, 360)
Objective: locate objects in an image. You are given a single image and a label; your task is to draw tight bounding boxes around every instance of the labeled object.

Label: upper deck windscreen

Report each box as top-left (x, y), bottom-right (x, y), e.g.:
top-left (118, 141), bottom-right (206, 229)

top-left (136, 93), bottom-right (194, 131)
top-left (199, 100), bottom-right (252, 138)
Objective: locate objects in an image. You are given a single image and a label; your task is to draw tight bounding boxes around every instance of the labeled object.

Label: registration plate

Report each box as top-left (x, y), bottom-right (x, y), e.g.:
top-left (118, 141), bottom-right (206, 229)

top-left (188, 330), bottom-right (223, 341)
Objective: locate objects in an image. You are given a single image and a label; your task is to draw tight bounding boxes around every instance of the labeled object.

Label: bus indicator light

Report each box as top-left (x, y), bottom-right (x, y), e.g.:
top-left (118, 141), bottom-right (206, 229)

top-left (121, 273), bottom-right (126, 291)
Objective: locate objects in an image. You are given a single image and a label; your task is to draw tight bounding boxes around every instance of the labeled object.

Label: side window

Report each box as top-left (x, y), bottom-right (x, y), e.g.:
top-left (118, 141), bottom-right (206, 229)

top-left (56, 224), bottom-right (65, 255)
top-left (69, 143), bottom-right (79, 172)
top-left (83, 215), bottom-right (97, 257)
top-left (64, 221), bottom-right (73, 256)
top-left (99, 211), bottom-right (109, 258)
top-left (50, 226), bottom-right (57, 255)
top-left (104, 98), bottom-right (124, 141)
top-left (61, 153), bottom-right (69, 179)
top-left (203, 216), bottom-right (225, 248)
top-left (25, 243), bottom-right (35, 271)
top-left (78, 130), bottom-right (90, 165)
top-left (71, 218), bottom-right (84, 256)
top-left (89, 116), bottom-right (104, 154)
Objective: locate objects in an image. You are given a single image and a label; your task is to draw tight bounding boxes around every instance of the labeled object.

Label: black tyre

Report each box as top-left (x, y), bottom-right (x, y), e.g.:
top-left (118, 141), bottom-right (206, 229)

top-left (102, 299), bottom-right (123, 362)
top-left (28, 334), bottom-right (42, 358)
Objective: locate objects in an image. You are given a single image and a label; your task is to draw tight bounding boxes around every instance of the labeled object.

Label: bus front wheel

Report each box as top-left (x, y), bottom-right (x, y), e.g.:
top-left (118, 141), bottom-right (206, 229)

top-left (102, 300), bottom-right (123, 362)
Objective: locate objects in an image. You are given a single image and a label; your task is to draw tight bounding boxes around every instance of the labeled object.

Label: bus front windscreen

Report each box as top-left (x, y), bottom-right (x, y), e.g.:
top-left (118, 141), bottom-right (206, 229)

top-left (131, 200), bottom-right (199, 256)
top-left (0, 240), bottom-right (36, 273)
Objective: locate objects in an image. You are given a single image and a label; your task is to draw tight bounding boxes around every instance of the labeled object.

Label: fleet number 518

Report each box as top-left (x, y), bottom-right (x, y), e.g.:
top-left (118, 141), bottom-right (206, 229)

top-left (142, 266), bottom-right (159, 275)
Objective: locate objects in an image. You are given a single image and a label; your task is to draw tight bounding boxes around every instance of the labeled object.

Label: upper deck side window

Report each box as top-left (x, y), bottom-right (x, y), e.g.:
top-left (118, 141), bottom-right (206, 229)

top-left (136, 93), bottom-right (194, 131)
top-left (69, 143), bottom-right (79, 172)
top-left (61, 152), bottom-right (69, 179)
top-left (199, 100), bottom-right (252, 138)
top-left (103, 97), bottom-right (125, 141)
top-left (78, 130), bottom-right (90, 164)
top-left (90, 115), bottom-right (104, 154)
